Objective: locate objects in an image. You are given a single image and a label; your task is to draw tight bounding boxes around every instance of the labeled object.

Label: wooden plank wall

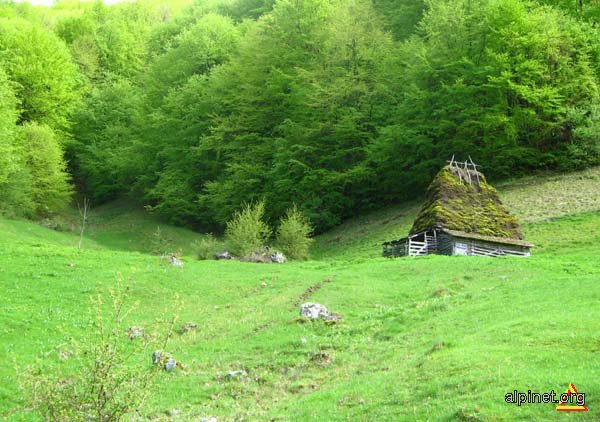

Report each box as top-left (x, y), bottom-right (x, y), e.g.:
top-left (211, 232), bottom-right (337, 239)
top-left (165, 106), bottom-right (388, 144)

top-left (383, 231), bottom-right (531, 258)
top-left (467, 239), bottom-right (530, 257)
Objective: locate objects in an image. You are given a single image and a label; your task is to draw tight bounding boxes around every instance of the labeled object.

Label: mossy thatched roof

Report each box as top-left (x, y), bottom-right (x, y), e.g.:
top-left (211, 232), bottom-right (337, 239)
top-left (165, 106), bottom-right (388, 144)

top-left (410, 165), bottom-right (524, 239)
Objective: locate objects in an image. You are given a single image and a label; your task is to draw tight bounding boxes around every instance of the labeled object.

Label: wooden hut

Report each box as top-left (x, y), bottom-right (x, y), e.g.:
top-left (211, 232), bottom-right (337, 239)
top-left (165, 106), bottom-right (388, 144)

top-left (383, 158), bottom-right (533, 257)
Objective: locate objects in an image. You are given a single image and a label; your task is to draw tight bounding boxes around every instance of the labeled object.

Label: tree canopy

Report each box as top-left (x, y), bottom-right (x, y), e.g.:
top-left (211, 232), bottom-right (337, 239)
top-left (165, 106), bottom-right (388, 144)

top-left (1, 0), bottom-right (600, 231)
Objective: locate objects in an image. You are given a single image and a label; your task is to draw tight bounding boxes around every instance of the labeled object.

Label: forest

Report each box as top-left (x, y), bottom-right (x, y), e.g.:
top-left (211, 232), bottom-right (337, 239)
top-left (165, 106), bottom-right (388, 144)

top-left (2, 0), bottom-right (600, 232)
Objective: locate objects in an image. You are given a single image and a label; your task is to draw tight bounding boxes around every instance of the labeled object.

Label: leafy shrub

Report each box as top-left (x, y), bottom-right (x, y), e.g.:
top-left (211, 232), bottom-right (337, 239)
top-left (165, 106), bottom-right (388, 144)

top-left (194, 234), bottom-right (221, 260)
top-left (20, 282), bottom-right (176, 421)
top-left (275, 205), bottom-right (313, 260)
top-left (225, 201), bottom-right (271, 257)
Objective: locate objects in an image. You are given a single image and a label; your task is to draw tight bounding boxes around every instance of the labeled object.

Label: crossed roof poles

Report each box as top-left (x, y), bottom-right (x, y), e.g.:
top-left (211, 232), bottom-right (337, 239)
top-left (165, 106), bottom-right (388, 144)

top-left (447, 155), bottom-right (481, 185)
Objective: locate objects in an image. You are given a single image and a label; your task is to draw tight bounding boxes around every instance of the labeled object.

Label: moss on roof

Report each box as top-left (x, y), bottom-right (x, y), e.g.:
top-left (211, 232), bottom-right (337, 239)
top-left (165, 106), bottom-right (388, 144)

top-left (409, 165), bottom-right (524, 239)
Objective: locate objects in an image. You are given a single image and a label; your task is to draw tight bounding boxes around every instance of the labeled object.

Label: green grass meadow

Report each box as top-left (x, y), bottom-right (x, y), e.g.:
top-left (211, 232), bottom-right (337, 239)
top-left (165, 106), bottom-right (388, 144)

top-left (1, 169), bottom-right (600, 420)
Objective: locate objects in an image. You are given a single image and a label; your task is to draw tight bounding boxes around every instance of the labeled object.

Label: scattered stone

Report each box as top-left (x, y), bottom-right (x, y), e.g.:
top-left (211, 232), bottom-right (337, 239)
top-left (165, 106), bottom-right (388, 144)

top-left (300, 337), bottom-right (308, 344)
top-left (240, 250), bottom-right (272, 263)
top-left (126, 326), bottom-right (145, 339)
top-left (323, 312), bottom-right (343, 323)
top-left (261, 281), bottom-right (268, 288)
top-left (166, 409), bottom-right (180, 418)
top-left (201, 418), bottom-right (217, 422)
top-left (300, 302), bottom-right (342, 323)
top-left (152, 350), bottom-right (177, 371)
top-left (177, 322), bottom-right (198, 335)
top-left (168, 255), bottom-right (184, 267)
top-left (434, 288), bottom-right (451, 297)
top-left (58, 349), bottom-right (74, 361)
top-left (152, 350), bottom-right (163, 365)
top-left (240, 248), bottom-right (286, 263)
top-left (310, 351), bottom-right (332, 366)
top-left (165, 357), bottom-right (177, 372)
top-left (270, 252), bottom-right (286, 263)
top-left (300, 302), bottom-right (329, 320)
top-left (215, 251), bottom-right (233, 260)
top-left (225, 370), bottom-right (247, 379)
top-left (337, 396), bottom-right (365, 407)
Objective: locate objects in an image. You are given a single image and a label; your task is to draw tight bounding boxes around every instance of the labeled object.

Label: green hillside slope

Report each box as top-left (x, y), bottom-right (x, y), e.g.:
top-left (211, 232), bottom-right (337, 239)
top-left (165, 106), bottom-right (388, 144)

top-left (1, 168), bottom-right (599, 420)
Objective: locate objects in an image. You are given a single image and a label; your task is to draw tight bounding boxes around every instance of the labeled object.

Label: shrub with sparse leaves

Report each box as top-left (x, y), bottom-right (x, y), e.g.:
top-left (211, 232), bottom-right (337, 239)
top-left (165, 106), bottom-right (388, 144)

top-left (225, 201), bottom-right (271, 257)
top-left (275, 206), bottom-right (313, 260)
top-left (194, 234), bottom-right (221, 260)
top-left (20, 281), bottom-right (176, 421)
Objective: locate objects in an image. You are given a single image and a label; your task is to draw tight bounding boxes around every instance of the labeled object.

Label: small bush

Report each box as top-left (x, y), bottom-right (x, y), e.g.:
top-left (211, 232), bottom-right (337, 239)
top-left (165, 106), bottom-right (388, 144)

top-left (225, 201), bottom-right (271, 257)
top-left (275, 206), bottom-right (313, 260)
top-left (194, 234), bottom-right (220, 260)
top-left (19, 281), bottom-right (177, 421)
top-left (149, 226), bottom-right (173, 256)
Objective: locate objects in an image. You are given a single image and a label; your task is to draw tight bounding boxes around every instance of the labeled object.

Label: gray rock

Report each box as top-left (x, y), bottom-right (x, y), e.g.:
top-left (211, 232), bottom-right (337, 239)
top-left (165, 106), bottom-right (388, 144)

top-left (152, 350), bottom-right (178, 371)
top-left (166, 409), bottom-right (180, 417)
top-left (152, 350), bottom-right (162, 365)
top-left (169, 255), bottom-right (184, 267)
top-left (226, 370), bottom-right (247, 379)
top-left (215, 251), bottom-right (232, 260)
top-left (178, 322), bottom-right (198, 334)
top-left (323, 312), bottom-right (342, 322)
top-left (165, 357), bottom-right (176, 372)
top-left (240, 250), bottom-right (272, 263)
top-left (58, 350), bottom-right (73, 361)
top-left (270, 252), bottom-right (286, 263)
top-left (126, 326), bottom-right (144, 339)
top-left (300, 302), bottom-right (329, 320)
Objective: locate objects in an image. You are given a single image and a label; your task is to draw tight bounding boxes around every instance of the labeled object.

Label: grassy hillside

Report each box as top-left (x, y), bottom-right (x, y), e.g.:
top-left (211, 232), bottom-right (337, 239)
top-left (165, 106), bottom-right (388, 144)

top-left (1, 168), bottom-right (600, 420)
top-left (38, 199), bottom-right (208, 256)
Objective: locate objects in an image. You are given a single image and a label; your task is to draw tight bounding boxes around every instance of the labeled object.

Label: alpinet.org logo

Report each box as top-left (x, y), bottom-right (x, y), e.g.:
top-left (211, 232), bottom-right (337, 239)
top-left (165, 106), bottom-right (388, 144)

top-left (504, 384), bottom-right (588, 412)
top-left (556, 384), bottom-right (588, 412)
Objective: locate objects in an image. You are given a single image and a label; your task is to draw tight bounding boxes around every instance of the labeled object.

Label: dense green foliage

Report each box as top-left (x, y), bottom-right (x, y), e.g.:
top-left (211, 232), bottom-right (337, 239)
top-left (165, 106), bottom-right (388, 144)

top-left (18, 123), bottom-right (73, 214)
top-left (3, 0), bottom-right (600, 232)
top-left (0, 13), bottom-right (78, 215)
top-left (0, 67), bottom-right (18, 187)
top-left (0, 17), bottom-right (79, 129)
top-left (70, 79), bottom-right (144, 201)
